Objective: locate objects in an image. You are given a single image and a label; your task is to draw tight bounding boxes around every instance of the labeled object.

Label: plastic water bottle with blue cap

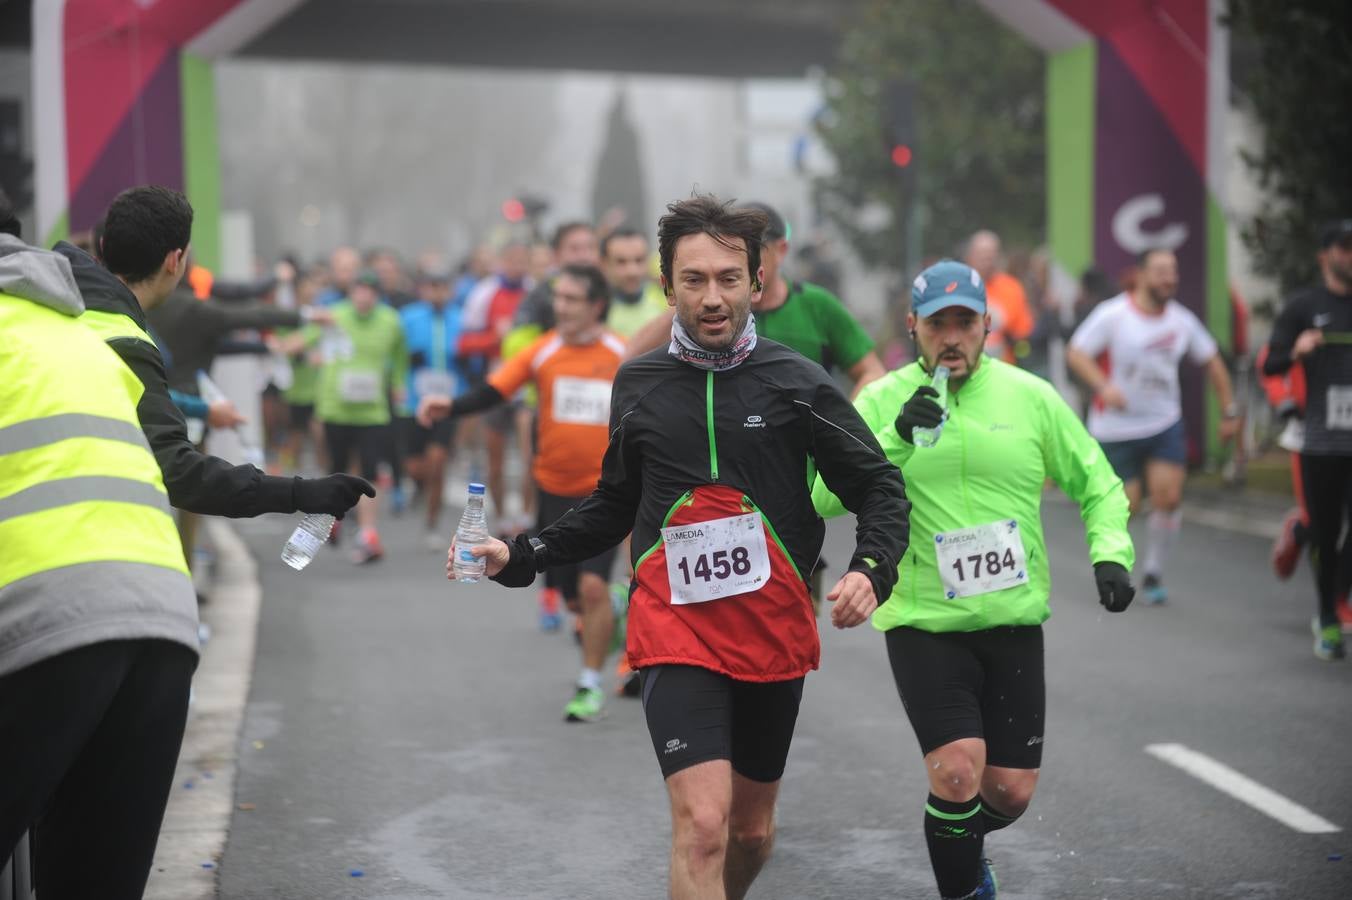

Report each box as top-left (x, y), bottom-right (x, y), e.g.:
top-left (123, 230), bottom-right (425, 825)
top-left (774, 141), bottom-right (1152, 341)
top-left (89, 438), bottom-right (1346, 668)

top-left (912, 365), bottom-right (950, 448)
top-left (453, 483), bottom-right (489, 582)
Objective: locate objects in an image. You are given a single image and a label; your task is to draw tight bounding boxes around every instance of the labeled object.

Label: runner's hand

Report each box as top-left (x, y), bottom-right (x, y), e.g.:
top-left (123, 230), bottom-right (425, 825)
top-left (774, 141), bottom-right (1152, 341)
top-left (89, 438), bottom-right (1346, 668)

top-left (895, 386), bottom-right (944, 444)
top-left (447, 536), bottom-right (510, 579)
top-left (207, 398), bottom-right (246, 428)
top-left (1292, 328), bottom-right (1324, 359)
top-left (1094, 561), bottom-right (1134, 612)
top-left (827, 571), bottom-right (877, 629)
top-left (1097, 383), bottom-right (1128, 410)
top-left (417, 394), bottom-right (453, 427)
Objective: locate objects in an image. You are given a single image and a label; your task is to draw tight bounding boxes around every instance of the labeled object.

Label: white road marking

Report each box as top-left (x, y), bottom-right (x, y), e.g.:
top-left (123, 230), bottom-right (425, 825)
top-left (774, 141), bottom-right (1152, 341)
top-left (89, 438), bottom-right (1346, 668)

top-left (1145, 743), bottom-right (1341, 834)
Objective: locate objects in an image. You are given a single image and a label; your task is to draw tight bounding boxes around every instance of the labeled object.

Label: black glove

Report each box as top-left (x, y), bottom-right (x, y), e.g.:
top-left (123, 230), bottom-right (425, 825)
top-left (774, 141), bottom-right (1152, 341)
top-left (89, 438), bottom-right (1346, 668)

top-left (292, 474), bottom-right (376, 519)
top-left (1094, 561), bottom-right (1134, 612)
top-left (895, 385), bottom-right (945, 445)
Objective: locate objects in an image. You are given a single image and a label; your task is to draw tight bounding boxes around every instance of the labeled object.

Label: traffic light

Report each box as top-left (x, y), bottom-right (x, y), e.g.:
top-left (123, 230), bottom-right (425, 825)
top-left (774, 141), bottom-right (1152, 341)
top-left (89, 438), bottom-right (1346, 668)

top-left (881, 81), bottom-right (917, 176)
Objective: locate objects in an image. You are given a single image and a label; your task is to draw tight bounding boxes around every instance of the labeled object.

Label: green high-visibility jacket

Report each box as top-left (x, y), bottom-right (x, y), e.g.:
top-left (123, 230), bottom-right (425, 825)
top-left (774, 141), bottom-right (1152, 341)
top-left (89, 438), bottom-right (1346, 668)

top-left (812, 357), bottom-right (1133, 634)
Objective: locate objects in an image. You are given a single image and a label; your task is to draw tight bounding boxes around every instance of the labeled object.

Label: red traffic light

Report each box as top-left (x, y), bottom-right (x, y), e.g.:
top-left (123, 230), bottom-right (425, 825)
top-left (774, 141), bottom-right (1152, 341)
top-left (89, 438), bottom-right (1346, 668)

top-left (890, 144), bottom-right (913, 168)
top-left (501, 198), bottom-right (525, 222)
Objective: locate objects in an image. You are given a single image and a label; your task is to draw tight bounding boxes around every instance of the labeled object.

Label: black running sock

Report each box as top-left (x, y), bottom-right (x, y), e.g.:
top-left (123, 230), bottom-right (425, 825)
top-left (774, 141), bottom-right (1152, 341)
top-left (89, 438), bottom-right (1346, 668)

top-left (978, 796), bottom-right (1021, 833)
top-left (924, 794), bottom-right (984, 899)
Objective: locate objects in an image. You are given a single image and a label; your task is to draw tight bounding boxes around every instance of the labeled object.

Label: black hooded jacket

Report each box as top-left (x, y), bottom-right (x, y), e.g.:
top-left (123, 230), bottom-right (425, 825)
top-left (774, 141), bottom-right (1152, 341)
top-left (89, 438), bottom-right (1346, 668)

top-left (54, 242), bottom-right (298, 517)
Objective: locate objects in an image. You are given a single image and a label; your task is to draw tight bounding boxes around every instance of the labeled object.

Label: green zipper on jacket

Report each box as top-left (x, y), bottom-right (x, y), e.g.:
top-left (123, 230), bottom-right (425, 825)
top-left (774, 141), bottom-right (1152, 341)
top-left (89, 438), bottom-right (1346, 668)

top-left (741, 494), bottom-right (804, 584)
top-left (706, 370), bottom-right (719, 481)
top-left (633, 490), bottom-right (696, 573)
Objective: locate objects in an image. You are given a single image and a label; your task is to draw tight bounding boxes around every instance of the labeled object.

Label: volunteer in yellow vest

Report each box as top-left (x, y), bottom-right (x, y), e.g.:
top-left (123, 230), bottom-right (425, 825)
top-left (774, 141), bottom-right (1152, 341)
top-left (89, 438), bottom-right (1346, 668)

top-left (0, 210), bottom-right (197, 900)
top-left (51, 185), bottom-right (373, 523)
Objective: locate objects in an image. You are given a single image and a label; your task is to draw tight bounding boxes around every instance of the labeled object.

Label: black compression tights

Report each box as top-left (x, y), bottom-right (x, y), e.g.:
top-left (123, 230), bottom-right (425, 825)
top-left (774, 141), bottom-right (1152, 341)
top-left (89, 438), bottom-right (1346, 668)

top-left (1299, 454), bottom-right (1352, 628)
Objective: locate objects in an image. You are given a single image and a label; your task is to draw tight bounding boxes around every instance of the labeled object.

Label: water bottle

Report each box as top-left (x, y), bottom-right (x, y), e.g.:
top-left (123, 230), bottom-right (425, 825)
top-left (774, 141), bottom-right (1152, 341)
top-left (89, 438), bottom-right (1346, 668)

top-left (453, 483), bottom-right (489, 583)
top-left (281, 513), bottom-right (335, 571)
top-left (912, 365), bottom-right (951, 448)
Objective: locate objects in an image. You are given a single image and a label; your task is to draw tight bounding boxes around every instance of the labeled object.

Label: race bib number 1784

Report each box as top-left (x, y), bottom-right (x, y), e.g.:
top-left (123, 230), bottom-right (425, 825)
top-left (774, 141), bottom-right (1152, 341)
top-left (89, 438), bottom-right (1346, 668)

top-left (934, 519), bottom-right (1029, 600)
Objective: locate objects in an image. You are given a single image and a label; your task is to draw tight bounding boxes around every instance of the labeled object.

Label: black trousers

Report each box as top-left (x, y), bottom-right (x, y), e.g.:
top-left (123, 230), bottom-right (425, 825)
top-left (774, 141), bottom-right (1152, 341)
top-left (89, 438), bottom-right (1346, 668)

top-left (0, 639), bottom-right (196, 900)
top-left (1299, 454), bottom-right (1352, 628)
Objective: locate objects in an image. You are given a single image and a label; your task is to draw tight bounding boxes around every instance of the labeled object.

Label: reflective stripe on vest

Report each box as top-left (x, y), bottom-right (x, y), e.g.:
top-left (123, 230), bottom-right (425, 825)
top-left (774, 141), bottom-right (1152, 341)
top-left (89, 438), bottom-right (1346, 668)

top-left (0, 294), bottom-right (187, 590)
top-left (81, 307), bottom-right (157, 348)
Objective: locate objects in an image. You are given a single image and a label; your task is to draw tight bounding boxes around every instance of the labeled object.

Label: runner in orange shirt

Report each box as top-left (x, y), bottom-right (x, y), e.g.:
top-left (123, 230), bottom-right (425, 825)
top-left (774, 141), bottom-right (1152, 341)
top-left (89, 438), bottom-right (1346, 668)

top-left (966, 229), bottom-right (1033, 365)
top-left (419, 264), bottom-right (626, 721)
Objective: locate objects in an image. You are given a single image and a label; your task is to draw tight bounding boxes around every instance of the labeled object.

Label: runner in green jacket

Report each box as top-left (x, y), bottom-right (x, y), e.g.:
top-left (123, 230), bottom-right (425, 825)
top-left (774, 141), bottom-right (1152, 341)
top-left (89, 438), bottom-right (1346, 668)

top-left (812, 259), bottom-right (1135, 900)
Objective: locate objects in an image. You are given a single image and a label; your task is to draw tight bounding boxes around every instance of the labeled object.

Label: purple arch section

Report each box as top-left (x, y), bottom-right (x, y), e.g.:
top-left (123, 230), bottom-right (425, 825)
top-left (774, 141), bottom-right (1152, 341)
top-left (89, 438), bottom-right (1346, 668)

top-left (69, 52), bottom-right (185, 233)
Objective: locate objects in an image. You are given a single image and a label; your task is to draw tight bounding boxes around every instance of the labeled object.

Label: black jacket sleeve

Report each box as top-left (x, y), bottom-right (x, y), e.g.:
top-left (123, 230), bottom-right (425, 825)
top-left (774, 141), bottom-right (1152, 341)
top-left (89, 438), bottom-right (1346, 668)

top-left (489, 400), bottom-right (641, 586)
top-left (197, 301), bottom-right (301, 336)
top-left (448, 384), bottom-right (505, 417)
top-left (1263, 293), bottom-right (1307, 376)
top-left (804, 379), bottom-right (910, 605)
top-left (111, 337), bottom-right (299, 517)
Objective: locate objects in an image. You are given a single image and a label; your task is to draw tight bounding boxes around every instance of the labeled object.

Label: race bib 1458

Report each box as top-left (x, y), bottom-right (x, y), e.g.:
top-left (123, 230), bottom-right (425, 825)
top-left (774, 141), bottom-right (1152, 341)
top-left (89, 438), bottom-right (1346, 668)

top-left (662, 512), bottom-right (771, 605)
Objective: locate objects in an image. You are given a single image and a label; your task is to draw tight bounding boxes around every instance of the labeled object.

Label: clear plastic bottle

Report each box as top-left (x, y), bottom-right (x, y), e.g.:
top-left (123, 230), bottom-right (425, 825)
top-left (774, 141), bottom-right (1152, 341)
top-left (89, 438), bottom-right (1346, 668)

top-left (453, 483), bottom-right (489, 583)
top-left (281, 513), bottom-right (335, 571)
top-left (912, 365), bottom-right (951, 448)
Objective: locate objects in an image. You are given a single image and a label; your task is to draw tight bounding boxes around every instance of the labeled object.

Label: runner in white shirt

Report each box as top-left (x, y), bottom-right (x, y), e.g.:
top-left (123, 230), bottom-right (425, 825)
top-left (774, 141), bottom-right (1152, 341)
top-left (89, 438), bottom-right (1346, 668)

top-left (1066, 248), bottom-right (1239, 604)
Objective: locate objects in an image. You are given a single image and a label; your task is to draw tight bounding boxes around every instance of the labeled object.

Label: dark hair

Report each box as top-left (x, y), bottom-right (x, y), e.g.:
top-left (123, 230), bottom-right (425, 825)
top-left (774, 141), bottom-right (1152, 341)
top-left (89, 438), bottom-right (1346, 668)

top-left (0, 185), bottom-right (19, 238)
top-left (657, 194), bottom-right (766, 289)
top-left (739, 201), bottom-right (788, 241)
top-left (101, 186), bottom-right (193, 283)
top-left (1136, 247), bottom-right (1173, 268)
top-left (600, 226), bottom-right (647, 259)
top-left (558, 262), bottom-right (609, 304)
top-left (551, 221), bottom-right (594, 251)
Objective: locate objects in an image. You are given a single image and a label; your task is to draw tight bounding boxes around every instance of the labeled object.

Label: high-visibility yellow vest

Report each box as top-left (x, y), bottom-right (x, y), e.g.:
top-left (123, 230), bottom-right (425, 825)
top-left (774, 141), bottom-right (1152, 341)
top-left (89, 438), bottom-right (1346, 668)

top-left (0, 293), bottom-right (189, 597)
top-left (81, 307), bottom-right (158, 348)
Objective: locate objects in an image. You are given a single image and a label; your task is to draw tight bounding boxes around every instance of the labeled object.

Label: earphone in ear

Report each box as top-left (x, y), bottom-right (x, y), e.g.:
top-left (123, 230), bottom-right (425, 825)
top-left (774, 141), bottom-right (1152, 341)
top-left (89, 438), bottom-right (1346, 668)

top-left (752, 279), bottom-right (763, 291)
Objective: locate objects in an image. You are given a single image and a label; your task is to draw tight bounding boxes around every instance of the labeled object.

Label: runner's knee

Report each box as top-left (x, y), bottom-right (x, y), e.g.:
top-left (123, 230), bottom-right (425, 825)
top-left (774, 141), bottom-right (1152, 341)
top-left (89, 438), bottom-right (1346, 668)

top-left (926, 746), bottom-right (982, 801)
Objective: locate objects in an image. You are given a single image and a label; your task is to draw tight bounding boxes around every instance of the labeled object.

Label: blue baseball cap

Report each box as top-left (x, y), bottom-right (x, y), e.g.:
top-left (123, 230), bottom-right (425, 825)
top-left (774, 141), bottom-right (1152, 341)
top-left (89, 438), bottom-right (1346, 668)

top-left (911, 259), bottom-right (987, 318)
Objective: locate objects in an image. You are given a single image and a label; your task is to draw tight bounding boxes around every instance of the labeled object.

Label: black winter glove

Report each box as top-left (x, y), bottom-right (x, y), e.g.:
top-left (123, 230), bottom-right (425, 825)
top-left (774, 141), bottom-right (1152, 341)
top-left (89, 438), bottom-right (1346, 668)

top-left (895, 385), bottom-right (945, 445)
top-left (1094, 561), bottom-right (1135, 612)
top-left (292, 474), bottom-right (376, 518)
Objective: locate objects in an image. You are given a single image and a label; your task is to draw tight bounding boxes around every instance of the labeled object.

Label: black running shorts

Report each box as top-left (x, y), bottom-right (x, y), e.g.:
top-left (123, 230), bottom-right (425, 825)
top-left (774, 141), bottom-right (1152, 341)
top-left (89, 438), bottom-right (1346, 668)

top-left (536, 489), bottom-right (617, 600)
top-left (640, 664), bottom-right (804, 783)
top-left (884, 625), bottom-right (1045, 769)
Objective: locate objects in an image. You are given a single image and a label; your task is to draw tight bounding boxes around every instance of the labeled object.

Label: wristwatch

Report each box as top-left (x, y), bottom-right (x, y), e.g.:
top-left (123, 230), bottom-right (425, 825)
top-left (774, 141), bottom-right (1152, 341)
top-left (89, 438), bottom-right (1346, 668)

top-left (527, 536), bottom-right (550, 571)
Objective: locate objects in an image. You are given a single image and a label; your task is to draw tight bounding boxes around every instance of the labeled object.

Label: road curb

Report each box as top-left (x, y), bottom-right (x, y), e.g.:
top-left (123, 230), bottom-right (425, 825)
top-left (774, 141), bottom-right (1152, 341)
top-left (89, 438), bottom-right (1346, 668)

top-left (145, 519), bottom-right (261, 899)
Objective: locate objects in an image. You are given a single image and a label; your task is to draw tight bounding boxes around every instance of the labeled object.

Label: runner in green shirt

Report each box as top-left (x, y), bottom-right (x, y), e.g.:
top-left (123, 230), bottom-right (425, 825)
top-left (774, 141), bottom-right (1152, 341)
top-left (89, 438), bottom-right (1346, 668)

top-left (308, 271), bottom-right (408, 563)
top-left (811, 259), bottom-right (1135, 900)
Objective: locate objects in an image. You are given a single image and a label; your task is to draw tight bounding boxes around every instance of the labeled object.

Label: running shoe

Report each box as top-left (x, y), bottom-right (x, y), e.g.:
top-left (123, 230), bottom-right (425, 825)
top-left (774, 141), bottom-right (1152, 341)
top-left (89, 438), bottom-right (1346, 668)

top-left (1142, 573), bottom-right (1168, 605)
top-left (350, 530), bottom-right (383, 565)
top-left (390, 484), bottom-right (408, 517)
top-left (1270, 509), bottom-right (1305, 580)
top-left (1312, 617), bottom-right (1345, 661)
top-left (973, 858), bottom-right (998, 899)
top-left (563, 686), bottom-right (606, 722)
top-left (1338, 596), bottom-right (1352, 634)
top-left (538, 587), bottom-right (562, 632)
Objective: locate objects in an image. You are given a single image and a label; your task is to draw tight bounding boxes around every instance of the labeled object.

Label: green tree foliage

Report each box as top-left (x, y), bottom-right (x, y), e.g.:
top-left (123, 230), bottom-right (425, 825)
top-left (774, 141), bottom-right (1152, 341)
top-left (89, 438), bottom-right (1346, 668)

top-left (1227, 1), bottom-right (1352, 297)
top-left (814, 0), bottom-right (1045, 272)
